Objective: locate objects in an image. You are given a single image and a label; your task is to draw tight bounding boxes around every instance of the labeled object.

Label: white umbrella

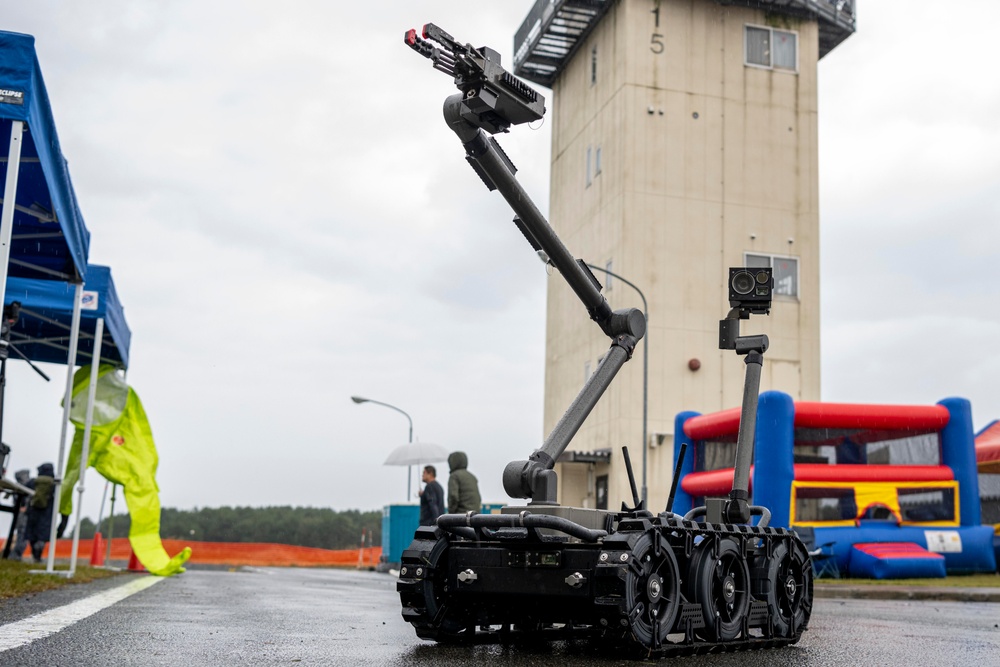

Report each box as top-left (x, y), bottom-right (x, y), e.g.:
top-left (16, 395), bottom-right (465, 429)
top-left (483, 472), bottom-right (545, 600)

top-left (383, 442), bottom-right (449, 467)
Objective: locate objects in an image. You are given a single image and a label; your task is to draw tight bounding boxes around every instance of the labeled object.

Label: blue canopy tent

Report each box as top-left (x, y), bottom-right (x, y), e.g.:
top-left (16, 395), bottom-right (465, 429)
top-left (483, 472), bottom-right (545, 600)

top-left (1, 31), bottom-right (103, 574)
top-left (0, 30), bottom-right (90, 288)
top-left (4, 265), bottom-right (131, 369)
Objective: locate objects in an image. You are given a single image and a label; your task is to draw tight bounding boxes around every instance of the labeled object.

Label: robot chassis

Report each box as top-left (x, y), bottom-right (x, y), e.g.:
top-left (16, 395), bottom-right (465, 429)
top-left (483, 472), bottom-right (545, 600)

top-left (397, 24), bottom-right (813, 658)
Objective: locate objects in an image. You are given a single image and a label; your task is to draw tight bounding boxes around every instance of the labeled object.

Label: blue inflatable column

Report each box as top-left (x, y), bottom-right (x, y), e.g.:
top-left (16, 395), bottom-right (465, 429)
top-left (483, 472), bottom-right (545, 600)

top-left (671, 411), bottom-right (700, 516)
top-left (938, 397), bottom-right (980, 526)
top-left (753, 391), bottom-right (795, 529)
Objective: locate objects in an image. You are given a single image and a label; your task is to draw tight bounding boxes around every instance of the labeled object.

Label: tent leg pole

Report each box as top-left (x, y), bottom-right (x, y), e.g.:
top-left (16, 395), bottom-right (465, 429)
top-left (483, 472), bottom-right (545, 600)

top-left (96, 480), bottom-right (109, 528)
top-left (69, 318), bottom-right (103, 577)
top-left (0, 120), bottom-right (24, 309)
top-left (45, 283), bottom-right (83, 574)
top-left (105, 484), bottom-right (117, 566)
top-left (106, 367), bottom-right (122, 565)
top-left (0, 358), bottom-right (6, 469)
top-left (0, 123), bottom-right (23, 479)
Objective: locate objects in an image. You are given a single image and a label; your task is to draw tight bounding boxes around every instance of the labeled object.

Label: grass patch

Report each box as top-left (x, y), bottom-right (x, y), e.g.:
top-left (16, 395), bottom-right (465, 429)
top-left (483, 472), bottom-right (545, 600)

top-left (816, 573), bottom-right (1000, 588)
top-left (0, 559), bottom-right (126, 600)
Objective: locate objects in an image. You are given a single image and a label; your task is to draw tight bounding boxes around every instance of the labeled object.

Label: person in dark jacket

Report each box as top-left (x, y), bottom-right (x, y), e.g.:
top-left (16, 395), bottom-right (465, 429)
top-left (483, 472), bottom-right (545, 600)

top-left (418, 465), bottom-right (445, 526)
top-left (447, 451), bottom-right (481, 514)
top-left (6, 469), bottom-right (31, 561)
top-left (24, 462), bottom-right (56, 563)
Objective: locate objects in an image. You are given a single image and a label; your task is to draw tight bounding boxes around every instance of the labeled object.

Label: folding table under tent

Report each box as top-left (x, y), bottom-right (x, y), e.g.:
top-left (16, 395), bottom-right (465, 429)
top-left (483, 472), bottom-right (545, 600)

top-left (3, 265), bottom-right (130, 572)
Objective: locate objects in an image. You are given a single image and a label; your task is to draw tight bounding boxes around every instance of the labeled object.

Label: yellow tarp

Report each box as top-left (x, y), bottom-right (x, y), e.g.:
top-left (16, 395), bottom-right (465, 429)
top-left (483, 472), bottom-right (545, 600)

top-left (60, 364), bottom-right (190, 576)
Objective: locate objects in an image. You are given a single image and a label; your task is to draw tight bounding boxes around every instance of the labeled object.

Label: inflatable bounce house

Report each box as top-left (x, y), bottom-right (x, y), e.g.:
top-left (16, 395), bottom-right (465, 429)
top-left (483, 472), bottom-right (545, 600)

top-left (975, 420), bottom-right (1000, 563)
top-left (674, 393), bottom-right (997, 579)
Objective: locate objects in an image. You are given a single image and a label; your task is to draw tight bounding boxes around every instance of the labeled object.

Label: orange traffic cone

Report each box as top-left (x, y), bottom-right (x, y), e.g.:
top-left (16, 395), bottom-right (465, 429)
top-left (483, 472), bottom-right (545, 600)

top-left (126, 548), bottom-right (146, 573)
top-left (89, 532), bottom-right (106, 567)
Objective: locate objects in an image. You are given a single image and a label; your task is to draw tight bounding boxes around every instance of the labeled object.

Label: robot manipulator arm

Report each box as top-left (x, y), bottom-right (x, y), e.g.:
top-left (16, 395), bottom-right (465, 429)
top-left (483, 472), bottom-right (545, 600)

top-left (405, 23), bottom-right (545, 135)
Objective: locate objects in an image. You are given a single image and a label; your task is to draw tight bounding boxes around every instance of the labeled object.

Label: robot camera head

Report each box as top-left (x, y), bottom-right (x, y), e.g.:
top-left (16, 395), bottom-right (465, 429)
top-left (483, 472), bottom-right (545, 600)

top-left (728, 267), bottom-right (772, 315)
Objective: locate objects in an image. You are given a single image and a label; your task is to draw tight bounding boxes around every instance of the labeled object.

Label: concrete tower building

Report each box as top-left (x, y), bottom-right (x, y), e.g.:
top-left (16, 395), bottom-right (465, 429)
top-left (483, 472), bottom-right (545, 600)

top-left (512, 1), bottom-right (855, 510)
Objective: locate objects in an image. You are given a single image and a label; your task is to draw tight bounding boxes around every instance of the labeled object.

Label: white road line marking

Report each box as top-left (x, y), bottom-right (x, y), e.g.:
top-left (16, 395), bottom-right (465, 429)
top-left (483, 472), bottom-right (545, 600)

top-left (0, 575), bottom-right (165, 652)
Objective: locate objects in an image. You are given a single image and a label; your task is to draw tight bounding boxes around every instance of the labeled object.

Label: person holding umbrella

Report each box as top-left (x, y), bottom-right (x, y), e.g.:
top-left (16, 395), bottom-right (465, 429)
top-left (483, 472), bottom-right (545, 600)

top-left (418, 465), bottom-right (444, 526)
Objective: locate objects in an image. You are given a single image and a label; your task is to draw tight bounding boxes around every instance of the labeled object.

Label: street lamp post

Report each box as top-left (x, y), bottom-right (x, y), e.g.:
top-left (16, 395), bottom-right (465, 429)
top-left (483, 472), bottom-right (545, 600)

top-left (585, 264), bottom-right (649, 506)
top-left (351, 395), bottom-right (415, 501)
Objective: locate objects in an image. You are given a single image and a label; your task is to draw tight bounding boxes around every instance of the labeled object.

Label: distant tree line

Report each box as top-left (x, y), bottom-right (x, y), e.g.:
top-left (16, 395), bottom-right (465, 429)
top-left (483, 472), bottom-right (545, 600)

top-left (76, 506), bottom-right (381, 550)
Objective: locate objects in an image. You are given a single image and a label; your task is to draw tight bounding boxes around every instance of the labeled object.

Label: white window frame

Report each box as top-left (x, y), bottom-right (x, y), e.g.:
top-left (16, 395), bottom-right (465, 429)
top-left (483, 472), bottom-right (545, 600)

top-left (744, 24), bottom-right (799, 73)
top-left (743, 251), bottom-right (800, 300)
top-left (586, 145), bottom-right (592, 187)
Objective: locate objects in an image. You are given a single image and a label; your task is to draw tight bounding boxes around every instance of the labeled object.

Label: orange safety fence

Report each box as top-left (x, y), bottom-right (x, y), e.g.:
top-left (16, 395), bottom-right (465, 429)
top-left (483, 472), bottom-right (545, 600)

top-left (1, 537), bottom-right (382, 568)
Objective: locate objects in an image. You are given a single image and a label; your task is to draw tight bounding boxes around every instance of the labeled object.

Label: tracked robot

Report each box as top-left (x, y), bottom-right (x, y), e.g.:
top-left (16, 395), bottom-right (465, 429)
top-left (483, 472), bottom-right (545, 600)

top-left (397, 24), bottom-right (813, 657)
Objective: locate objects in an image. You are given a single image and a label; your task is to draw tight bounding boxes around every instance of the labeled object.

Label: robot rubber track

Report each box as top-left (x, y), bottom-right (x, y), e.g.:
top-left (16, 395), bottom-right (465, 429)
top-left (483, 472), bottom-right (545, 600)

top-left (398, 23), bottom-right (815, 656)
top-left (398, 515), bottom-right (812, 656)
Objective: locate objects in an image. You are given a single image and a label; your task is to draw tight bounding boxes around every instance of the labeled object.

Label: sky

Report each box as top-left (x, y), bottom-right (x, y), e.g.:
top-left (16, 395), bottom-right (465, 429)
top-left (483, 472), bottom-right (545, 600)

top-left (0, 1), bottom-right (998, 536)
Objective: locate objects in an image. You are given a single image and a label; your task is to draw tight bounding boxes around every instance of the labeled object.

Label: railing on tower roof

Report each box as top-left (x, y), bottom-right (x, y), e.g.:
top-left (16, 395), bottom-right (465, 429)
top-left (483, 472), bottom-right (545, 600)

top-left (512, 0), bottom-right (856, 87)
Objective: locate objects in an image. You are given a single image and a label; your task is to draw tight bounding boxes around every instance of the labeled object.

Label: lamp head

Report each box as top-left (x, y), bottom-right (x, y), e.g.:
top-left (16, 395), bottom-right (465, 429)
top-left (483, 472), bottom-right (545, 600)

top-left (351, 396), bottom-right (369, 404)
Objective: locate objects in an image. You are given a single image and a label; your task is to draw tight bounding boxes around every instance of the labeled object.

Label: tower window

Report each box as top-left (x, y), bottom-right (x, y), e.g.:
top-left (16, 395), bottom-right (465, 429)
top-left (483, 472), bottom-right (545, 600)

top-left (605, 259), bottom-right (613, 290)
top-left (745, 26), bottom-right (769, 66)
top-left (744, 25), bottom-right (797, 72)
top-left (595, 475), bottom-right (608, 510)
top-left (772, 30), bottom-right (797, 70)
top-left (590, 45), bottom-right (598, 85)
top-left (595, 147), bottom-right (602, 176)
top-left (586, 146), bottom-right (592, 187)
top-left (745, 252), bottom-right (799, 298)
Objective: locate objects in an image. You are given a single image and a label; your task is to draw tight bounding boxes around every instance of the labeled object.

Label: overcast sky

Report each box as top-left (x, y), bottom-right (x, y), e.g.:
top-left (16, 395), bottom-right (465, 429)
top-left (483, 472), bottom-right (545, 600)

top-left (1, 1), bottom-right (998, 535)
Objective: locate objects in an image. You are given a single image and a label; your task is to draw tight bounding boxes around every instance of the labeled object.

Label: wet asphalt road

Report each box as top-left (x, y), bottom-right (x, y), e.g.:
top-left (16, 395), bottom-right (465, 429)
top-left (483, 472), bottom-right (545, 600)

top-left (1, 567), bottom-right (999, 666)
